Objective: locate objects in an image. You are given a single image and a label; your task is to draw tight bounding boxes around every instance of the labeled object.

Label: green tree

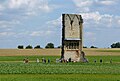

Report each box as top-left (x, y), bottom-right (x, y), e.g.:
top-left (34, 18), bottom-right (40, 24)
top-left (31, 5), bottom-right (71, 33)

top-left (57, 45), bottom-right (62, 48)
top-left (90, 46), bottom-right (97, 48)
top-left (26, 45), bottom-right (33, 49)
top-left (111, 42), bottom-right (120, 48)
top-left (34, 45), bottom-right (41, 49)
top-left (45, 43), bottom-right (54, 48)
top-left (83, 46), bottom-right (87, 48)
top-left (18, 45), bottom-right (24, 49)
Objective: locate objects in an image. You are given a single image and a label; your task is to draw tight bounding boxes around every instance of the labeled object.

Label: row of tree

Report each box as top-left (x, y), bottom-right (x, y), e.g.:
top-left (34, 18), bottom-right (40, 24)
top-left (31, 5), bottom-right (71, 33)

top-left (18, 42), bottom-right (120, 49)
top-left (84, 42), bottom-right (120, 48)
top-left (83, 46), bottom-right (98, 48)
top-left (18, 43), bottom-right (54, 49)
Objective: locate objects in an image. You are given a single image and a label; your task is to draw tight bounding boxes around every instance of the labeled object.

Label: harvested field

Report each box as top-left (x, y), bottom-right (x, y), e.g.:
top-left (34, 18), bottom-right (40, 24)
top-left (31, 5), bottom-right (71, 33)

top-left (0, 48), bottom-right (120, 56)
top-left (84, 48), bottom-right (120, 56)
top-left (0, 49), bottom-right (61, 56)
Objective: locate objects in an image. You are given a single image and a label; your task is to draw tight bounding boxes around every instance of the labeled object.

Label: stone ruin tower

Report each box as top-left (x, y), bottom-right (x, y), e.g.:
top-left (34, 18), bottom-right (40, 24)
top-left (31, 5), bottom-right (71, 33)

top-left (61, 14), bottom-right (84, 62)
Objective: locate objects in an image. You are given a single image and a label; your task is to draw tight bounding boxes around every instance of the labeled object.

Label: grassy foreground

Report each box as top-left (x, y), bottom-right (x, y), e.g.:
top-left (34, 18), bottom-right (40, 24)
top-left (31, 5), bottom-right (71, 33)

top-left (0, 48), bottom-right (120, 81)
top-left (0, 56), bottom-right (120, 74)
top-left (0, 74), bottom-right (120, 81)
top-left (0, 55), bottom-right (119, 63)
top-left (0, 56), bottom-right (119, 81)
top-left (0, 62), bottom-right (120, 74)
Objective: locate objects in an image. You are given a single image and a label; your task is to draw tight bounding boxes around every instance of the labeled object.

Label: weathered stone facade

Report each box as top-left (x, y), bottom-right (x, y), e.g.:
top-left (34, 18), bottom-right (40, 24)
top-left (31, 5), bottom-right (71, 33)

top-left (61, 14), bottom-right (83, 62)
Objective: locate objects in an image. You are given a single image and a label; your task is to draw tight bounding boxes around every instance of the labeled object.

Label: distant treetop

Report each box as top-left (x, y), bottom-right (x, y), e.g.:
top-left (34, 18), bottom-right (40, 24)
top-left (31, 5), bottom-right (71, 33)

top-left (111, 42), bottom-right (120, 48)
top-left (45, 43), bottom-right (54, 48)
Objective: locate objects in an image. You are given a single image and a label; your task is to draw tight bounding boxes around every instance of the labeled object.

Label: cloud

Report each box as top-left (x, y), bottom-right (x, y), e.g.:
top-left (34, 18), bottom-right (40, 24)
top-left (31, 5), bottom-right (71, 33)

top-left (99, 0), bottom-right (116, 5)
top-left (8, 0), bottom-right (29, 9)
top-left (81, 12), bottom-right (101, 22)
top-left (46, 16), bottom-right (62, 27)
top-left (30, 30), bottom-right (53, 37)
top-left (7, 0), bottom-right (53, 13)
top-left (0, 0), bottom-right (55, 22)
top-left (73, 0), bottom-right (117, 7)
top-left (73, 0), bottom-right (93, 7)
top-left (72, 0), bottom-right (93, 12)
top-left (0, 30), bottom-right (54, 38)
top-left (118, 20), bottom-right (120, 24)
top-left (25, 11), bottom-right (37, 16)
top-left (0, 0), bottom-right (56, 33)
top-left (0, 32), bottom-right (15, 37)
top-left (0, 20), bottom-right (20, 29)
top-left (46, 11), bottom-right (120, 31)
top-left (0, 4), bottom-right (4, 11)
top-left (73, 0), bottom-right (119, 13)
top-left (80, 11), bottom-right (120, 29)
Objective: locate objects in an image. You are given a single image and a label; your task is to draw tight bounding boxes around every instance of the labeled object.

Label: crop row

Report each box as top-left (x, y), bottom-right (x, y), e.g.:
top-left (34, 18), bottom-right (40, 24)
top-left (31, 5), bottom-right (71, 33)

top-left (0, 62), bottom-right (119, 74)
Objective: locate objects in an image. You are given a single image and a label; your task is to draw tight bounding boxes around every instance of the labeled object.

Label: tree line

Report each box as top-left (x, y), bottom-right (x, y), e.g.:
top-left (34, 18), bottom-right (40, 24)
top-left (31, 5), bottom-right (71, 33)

top-left (111, 42), bottom-right (120, 48)
top-left (18, 42), bottom-right (120, 49)
top-left (18, 43), bottom-right (55, 49)
top-left (84, 42), bottom-right (120, 48)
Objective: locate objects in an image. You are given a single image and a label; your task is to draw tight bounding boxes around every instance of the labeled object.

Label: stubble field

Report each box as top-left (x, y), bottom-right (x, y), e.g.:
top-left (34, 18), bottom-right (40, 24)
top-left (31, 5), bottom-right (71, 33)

top-left (0, 48), bottom-right (120, 56)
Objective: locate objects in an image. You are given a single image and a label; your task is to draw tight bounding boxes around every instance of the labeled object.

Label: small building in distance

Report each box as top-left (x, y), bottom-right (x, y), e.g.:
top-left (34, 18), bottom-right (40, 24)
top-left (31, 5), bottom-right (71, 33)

top-left (61, 14), bottom-right (83, 62)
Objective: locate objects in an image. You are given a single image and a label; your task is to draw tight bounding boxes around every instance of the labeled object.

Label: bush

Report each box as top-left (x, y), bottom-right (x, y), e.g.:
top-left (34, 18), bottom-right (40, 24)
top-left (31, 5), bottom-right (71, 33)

top-left (111, 42), bottom-right (120, 48)
top-left (34, 45), bottom-right (41, 49)
top-left (18, 45), bottom-right (24, 49)
top-left (90, 46), bottom-right (97, 48)
top-left (57, 45), bottom-right (62, 48)
top-left (26, 45), bottom-right (33, 49)
top-left (83, 46), bottom-right (87, 48)
top-left (45, 43), bottom-right (54, 48)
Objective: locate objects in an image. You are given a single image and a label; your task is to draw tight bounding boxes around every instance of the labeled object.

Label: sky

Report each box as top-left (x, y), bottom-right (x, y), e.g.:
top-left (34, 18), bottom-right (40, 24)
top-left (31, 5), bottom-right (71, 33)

top-left (0, 0), bottom-right (120, 48)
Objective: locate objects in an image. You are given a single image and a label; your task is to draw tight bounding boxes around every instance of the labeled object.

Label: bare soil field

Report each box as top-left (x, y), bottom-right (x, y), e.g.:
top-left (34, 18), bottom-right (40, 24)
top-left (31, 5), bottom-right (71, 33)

top-left (0, 48), bottom-right (120, 56)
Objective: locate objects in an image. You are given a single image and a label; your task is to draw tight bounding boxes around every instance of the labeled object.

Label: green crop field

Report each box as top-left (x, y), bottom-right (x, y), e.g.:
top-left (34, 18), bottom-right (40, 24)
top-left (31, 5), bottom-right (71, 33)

top-left (0, 74), bottom-right (120, 81)
top-left (0, 61), bottom-right (120, 74)
top-left (0, 55), bottom-right (120, 81)
top-left (0, 49), bottom-right (120, 81)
